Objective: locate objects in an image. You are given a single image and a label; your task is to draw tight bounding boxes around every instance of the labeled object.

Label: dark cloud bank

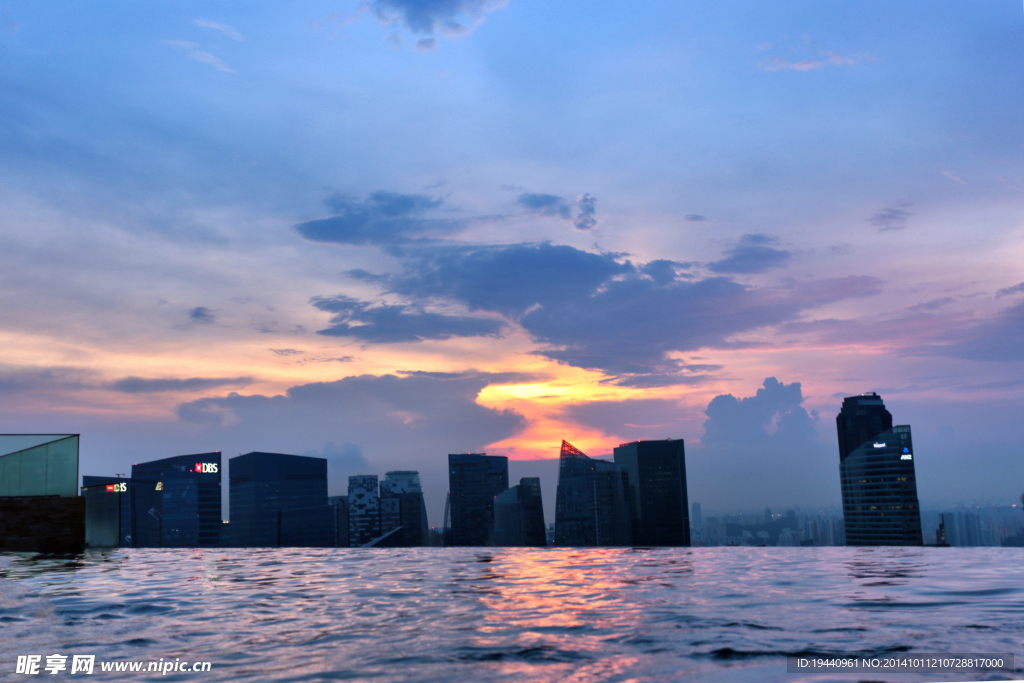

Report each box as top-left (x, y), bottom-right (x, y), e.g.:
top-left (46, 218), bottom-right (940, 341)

top-left (296, 191), bottom-right (461, 245)
top-left (110, 376), bottom-right (253, 393)
top-left (332, 244), bottom-right (878, 386)
top-left (708, 234), bottom-right (792, 274)
top-left (296, 189), bottom-right (1024, 381)
top-left (294, 191), bottom-right (883, 385)
top-left (310, 295), bottom-right (504, 342)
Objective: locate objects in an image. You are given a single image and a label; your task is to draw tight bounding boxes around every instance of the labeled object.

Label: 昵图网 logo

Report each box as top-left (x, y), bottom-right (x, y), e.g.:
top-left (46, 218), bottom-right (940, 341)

top-left (195, 463), bottom-right (219, 474)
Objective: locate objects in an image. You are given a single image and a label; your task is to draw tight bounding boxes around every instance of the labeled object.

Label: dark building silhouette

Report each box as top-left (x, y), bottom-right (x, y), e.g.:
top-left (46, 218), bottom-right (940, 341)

top-left (159, 469), bottom-right (200, 547)
top-left (329, 495), bottom-right (349, 547)
top-left (837, 393), bottom-right (892, 461)
top-left (493, 477), bottom-right (546, 547)
top-left (0, 496), bottom-right (84, 553)
top-left (447, 453), bottom-right (508, 546)
top-left (229, 452), bottom-right (327, 547)
top-left (279, 504), bottom-right (336, 547)
top-left (347, 474), bottom-right (381, 546)
top-left (613, 439), bottom-right (690, 546)
top-left (380, 471), bottom-right (429, 547)
top-left (837, 394), bottom-right (922, 546)
top-left (1002, 494), bottom-right (1024, 547)
top-left (82, 476), bottom-right (132, 547)
top-left (131, 478), bottom-right (165, 548)
top-left (554, 440), bottom-right (632, 546)
top-left (82, 478), bottom-right (123, 547)
top-left (130, 453), bottom-right (222, 548)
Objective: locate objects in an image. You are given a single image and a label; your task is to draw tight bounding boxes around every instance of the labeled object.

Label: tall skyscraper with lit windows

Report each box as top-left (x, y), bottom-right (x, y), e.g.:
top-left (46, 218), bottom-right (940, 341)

top-left (131, 452), bottom-right (222, 548)
top-left (837, 393), bottom-right (922, 545)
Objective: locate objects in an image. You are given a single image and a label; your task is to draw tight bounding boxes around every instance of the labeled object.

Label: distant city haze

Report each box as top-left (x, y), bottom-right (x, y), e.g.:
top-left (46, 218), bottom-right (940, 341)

top-left (1, 3), bottom-right (1022, 529)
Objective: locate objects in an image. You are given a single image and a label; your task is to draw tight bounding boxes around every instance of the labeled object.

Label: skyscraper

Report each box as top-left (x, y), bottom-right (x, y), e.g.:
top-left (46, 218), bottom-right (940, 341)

top-left (554, 440), bottom-right (632, 546)
top-left (81, 477), bottom-right (127, 548)
top-left (347, 475), bottom-right (381, 546)
top-left (837, 392), bottom-right (892, 461)
top-left (493, 477), bottom-right (546, 547)
top-left (229, 452), bottom-right (327, 547)
top-left (447, 453), bottom-right (508, 546)
top-left (837, 394), bottom-right (923, 546)
top-left (379, 471), bottom-right (429, 547)
top-left (328, 495), bottom-right (349, 547)
top-left (613, 439), bottom-right (690, 546)
top-left (131, 452), bottom-right (222, 548)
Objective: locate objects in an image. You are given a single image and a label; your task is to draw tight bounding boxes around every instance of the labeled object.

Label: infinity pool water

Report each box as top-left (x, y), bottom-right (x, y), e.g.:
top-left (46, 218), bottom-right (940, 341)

top-left (2, 547), bottom-right (1021, 682)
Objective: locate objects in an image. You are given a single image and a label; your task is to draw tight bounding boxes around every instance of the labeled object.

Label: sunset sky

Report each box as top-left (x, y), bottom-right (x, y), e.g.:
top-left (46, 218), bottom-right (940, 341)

top-left (2, 1), bottom-right (1022, 523)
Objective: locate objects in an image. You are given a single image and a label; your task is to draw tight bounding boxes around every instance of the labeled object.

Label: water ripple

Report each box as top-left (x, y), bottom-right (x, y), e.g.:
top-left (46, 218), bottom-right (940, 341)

top-left (1, 547), bottom-right (1022, 682)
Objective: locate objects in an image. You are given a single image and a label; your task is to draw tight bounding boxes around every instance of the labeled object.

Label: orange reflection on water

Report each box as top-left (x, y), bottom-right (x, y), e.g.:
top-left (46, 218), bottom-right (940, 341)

top-left (452, 549), bottom-right (693, 681)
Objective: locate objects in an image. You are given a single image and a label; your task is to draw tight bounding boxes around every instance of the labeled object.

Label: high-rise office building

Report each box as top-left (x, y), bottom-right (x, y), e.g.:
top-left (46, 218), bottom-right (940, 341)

top-left (837, 394), bottom-right (923, 546)
top-left (348, 475), bottom-right (381, 546)
top-left (229, 452), bottom-right (327, 547)
top-left (384, 470), bottom-right (422, 489)
top-left (131, 453), bottom-right (223, 548)
top-left (81, 476), bottom-right (128, 548)
top-left (837, 392), bottom-right (892, 461)
top-left (82, 475), bottom-right (133, 547)
top-left (613, 439), bottom-right (690, 546)
top-left (279, 504), bottom-right (336, 547)
top-left (379, 471), bottom-right (428, 547)
top-left (328, 495), bottom-right (350, 548)
top-left (493, 477), bottom-right (546, 547)
top-left (447, 453), bottom-right (509, 546)
top-left (691, 502), bottom-right (702, 529)
top-left (554, 440), bottom-right (632, 546)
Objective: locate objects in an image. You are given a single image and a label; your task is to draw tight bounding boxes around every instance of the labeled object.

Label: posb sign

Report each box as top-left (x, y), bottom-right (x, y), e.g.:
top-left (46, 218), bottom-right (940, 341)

top-left (195, 463), bottom-right (219, 474)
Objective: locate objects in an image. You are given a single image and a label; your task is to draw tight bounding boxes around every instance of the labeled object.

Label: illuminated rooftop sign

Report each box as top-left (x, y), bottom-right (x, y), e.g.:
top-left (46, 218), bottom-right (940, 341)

top-left (194, 462), bottom-right (219, 474)
top-left (105, 483), bottom-right (126, 492)
top-left (873, 442), bottom-right (886, 448)
top-left (901, 454), bottom-right (913, 460)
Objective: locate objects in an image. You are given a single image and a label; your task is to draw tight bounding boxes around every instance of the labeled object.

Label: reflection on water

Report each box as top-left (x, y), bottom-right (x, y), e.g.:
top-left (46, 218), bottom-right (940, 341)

top-left (1, 547), bottom-right (1022, 682)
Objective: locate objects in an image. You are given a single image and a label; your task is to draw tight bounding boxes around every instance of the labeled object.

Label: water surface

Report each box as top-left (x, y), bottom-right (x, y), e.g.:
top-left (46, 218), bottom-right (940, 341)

top-left (1, 547), bottom-right (1022, 682)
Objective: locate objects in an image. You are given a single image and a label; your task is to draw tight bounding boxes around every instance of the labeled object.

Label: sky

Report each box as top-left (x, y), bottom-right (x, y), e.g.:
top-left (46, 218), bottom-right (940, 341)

top-left (2, 1), bottom-right (1023, 525)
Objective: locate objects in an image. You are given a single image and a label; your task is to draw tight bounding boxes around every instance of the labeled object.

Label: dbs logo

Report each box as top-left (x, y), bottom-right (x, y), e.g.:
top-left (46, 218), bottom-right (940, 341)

top-left (195, 463), bottom-right (219, 474)
top-left (105, 483), bottom-right (127, 492)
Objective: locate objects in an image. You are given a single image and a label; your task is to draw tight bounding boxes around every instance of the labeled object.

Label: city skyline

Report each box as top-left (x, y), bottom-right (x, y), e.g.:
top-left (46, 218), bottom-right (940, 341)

top-left (69, 430), bottom-right (1021, 548)
top-left (65, 393), bottom-right (1024, 532)
top-left (1, 2), bottom-right (1023, 530)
